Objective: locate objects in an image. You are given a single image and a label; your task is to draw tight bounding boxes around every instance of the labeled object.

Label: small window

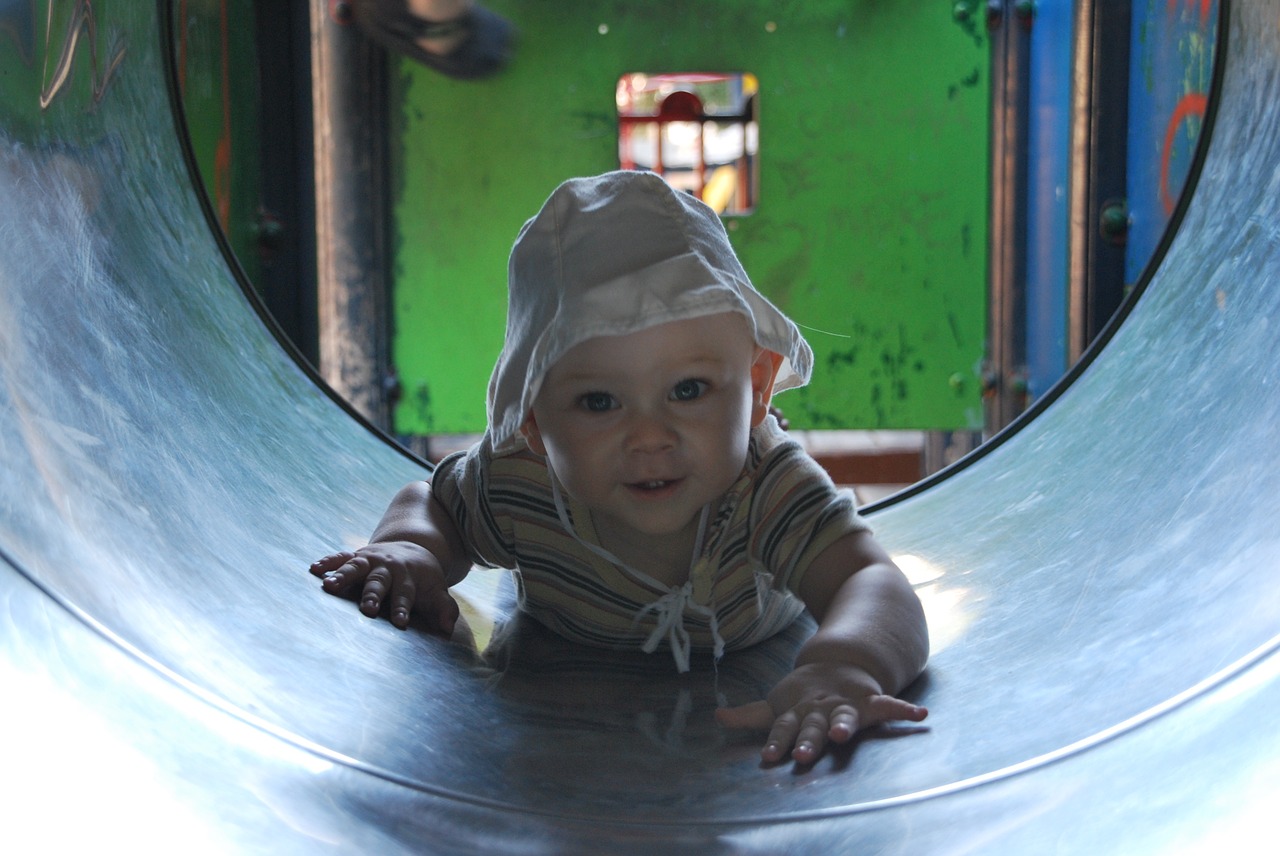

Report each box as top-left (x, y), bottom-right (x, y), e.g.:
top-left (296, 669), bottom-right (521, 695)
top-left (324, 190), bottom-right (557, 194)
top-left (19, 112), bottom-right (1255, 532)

top-left (616, 72), bottom-right (759, 215)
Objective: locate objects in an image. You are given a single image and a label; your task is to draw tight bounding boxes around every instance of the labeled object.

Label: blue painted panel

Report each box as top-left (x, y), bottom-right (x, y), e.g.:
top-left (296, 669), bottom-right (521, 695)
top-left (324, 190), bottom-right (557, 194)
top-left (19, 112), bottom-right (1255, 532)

top-left (1024, 0), bottom-right (1075, 401)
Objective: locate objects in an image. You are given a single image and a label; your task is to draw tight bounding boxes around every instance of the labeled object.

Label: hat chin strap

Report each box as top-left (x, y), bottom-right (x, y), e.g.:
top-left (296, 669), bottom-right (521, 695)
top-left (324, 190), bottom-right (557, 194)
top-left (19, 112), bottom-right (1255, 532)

top-left (546, 463), bottom-right (723, 673)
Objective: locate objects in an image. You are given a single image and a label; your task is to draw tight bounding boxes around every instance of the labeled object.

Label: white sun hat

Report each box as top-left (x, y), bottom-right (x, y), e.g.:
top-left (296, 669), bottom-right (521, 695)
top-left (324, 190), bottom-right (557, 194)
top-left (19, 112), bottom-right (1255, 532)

top-left (487, 170), bottom-right (814, 453)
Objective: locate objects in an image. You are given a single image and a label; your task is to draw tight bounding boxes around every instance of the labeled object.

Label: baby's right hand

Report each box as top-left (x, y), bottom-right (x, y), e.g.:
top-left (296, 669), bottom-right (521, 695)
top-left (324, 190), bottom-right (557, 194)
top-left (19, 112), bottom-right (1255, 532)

top-left (309, 541), bottom-right (459, 635)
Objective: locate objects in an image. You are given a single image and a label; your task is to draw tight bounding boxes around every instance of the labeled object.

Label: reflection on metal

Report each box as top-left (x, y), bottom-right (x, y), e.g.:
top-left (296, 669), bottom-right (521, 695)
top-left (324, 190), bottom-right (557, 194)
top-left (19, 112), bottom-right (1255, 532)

top-left (39, 0), bottom-right (126, 109)
top-left (4, 0), bottom-right (1280, 852)
top-left (0, 1), bottom-right (37, 63)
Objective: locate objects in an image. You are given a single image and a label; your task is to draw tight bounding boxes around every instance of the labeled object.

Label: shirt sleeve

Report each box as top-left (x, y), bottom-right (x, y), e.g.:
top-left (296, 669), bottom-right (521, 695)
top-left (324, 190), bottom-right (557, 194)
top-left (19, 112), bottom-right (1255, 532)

top-left (745, 420), bottom-right (871, 597)
top-left (429, 438), bottom-right (518, 569)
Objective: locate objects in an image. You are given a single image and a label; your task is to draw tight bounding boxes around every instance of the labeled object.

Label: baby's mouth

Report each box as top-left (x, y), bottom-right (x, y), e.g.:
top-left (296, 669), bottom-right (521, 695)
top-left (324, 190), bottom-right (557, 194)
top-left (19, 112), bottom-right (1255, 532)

top-left (629, 478), bottom-right (681, 492)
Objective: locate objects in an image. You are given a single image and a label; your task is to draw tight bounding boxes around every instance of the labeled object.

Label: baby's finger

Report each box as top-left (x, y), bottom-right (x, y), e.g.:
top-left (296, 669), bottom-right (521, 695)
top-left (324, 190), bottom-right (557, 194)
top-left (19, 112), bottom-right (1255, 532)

top-left (761, 710), bottom-right (801, 764)
top-left (714, 700), bottom-right (775, 732)
top-left (359, 566), bottom-right (392, 618)
top-left (309, 551), bottom-right (356, 577)
top-left (863, 695), bottom-right (928, 727)
top-left (827, 704), bottom-right (861, 744)
top-left (388, 572), bottom-right (417, 629)
top-left (317, 557), bottom-right (373, 596)
top-left (790, 710), bottom-right (834, 765)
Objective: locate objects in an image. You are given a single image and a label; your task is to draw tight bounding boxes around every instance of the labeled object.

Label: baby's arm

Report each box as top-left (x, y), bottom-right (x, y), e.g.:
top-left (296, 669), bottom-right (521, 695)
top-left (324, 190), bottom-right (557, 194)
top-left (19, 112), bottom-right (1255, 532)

top-left (309, 480), bottom-right (473, 634)
top-left (716, 531), bottom-right (929, 764)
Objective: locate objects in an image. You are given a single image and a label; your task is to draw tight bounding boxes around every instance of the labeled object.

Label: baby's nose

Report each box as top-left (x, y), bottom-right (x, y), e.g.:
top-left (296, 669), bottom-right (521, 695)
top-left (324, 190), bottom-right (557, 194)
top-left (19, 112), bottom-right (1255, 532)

top-left (624, 411), bottom-right (678, 453)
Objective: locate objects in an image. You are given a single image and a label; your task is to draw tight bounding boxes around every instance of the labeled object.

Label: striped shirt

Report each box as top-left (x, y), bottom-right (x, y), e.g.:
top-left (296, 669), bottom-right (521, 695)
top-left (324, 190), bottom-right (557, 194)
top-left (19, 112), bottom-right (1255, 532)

top-left (431, 416), bottom-right (868, 669)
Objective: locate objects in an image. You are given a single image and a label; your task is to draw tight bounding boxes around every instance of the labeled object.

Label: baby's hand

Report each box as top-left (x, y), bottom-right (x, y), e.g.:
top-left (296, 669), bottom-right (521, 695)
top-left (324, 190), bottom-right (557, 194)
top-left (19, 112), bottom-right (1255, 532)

top-left (309, 541), bottom-right (459, 635)
top-left (715, 662), bottom-right (927, 765)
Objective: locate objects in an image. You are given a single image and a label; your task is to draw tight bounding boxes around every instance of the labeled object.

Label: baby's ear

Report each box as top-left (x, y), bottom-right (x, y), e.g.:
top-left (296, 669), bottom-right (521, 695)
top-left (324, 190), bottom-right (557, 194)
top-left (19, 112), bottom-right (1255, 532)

top-left (750, 350), bottom-right (784, 426)
top-left (520, 413), bottom-right (548, 455)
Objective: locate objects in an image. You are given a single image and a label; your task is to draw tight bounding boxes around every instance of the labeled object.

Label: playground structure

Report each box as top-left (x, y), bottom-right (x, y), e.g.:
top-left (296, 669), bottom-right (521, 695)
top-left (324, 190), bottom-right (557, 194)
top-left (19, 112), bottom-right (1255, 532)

top-left (2, 0), bottom-right (1279, 852)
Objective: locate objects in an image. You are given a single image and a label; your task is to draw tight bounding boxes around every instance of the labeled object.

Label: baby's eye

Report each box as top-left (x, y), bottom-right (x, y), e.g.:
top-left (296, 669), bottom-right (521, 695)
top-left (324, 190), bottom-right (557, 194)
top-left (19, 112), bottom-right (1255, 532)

top-left (671, 379), bottom-right (708, 401)
top-left (579, 392), bottom-right (617, 412)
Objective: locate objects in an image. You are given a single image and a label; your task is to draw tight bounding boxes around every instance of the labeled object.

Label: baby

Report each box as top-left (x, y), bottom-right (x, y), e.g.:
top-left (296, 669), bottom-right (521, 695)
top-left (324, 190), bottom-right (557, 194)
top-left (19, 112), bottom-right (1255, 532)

top-left (311, 171), bottom-right (929, 764)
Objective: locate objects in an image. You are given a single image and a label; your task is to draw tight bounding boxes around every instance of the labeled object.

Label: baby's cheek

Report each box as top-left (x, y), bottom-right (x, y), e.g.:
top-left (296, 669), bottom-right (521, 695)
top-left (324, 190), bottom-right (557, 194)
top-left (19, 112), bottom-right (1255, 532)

top-left (543, 445), bottom-right (603, 497)
top-left (708, 436), bottom-right (752, 487)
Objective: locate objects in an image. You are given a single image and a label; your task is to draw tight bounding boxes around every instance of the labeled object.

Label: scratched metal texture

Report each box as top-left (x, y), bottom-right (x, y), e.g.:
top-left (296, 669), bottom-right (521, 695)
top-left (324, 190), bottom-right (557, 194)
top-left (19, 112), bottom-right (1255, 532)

top-left (2, 0), bottom-right (1279, 853)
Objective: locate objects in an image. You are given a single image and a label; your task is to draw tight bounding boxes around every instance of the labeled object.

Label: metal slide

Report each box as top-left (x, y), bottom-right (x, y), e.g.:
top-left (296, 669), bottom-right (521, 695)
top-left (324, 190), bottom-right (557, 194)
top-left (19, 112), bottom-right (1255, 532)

top-left (2, 1), bottom-right (1277, 852)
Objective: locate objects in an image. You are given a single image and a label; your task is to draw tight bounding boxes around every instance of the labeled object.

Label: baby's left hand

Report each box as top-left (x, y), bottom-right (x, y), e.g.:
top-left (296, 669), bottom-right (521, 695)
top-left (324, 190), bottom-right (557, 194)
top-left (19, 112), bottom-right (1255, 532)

top-left (715, 662), bottom-right (927, 765)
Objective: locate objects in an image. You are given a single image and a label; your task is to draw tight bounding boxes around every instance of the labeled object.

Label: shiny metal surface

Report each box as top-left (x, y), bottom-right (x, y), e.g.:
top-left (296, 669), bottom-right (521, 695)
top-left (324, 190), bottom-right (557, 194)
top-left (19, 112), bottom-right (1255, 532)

top-left (2, 1), bottom-right (1278, 852)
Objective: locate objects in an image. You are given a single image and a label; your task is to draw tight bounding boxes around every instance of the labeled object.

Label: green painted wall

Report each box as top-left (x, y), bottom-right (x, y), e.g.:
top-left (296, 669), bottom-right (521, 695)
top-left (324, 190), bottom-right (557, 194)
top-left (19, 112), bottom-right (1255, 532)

top-left (391, 2), bottom-right (990, 436)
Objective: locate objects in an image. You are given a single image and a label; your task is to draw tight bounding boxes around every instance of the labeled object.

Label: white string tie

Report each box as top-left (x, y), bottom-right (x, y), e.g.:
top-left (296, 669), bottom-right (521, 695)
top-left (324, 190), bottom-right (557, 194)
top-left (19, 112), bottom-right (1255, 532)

top-left (549, 468), bottom-right (724, 672)
top-left (633, 581), bottom-right (724, 673)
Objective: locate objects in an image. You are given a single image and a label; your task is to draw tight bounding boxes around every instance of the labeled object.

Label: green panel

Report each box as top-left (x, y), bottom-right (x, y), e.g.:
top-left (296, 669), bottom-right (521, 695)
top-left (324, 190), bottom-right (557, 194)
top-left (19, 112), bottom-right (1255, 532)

top-left (391, 1), bottom-right (988, 434)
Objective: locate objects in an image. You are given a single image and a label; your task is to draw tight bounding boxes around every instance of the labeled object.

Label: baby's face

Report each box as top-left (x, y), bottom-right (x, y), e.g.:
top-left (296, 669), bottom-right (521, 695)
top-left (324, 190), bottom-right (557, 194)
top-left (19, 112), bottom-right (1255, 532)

top-left (523, 312), bottom-right (776, 544)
